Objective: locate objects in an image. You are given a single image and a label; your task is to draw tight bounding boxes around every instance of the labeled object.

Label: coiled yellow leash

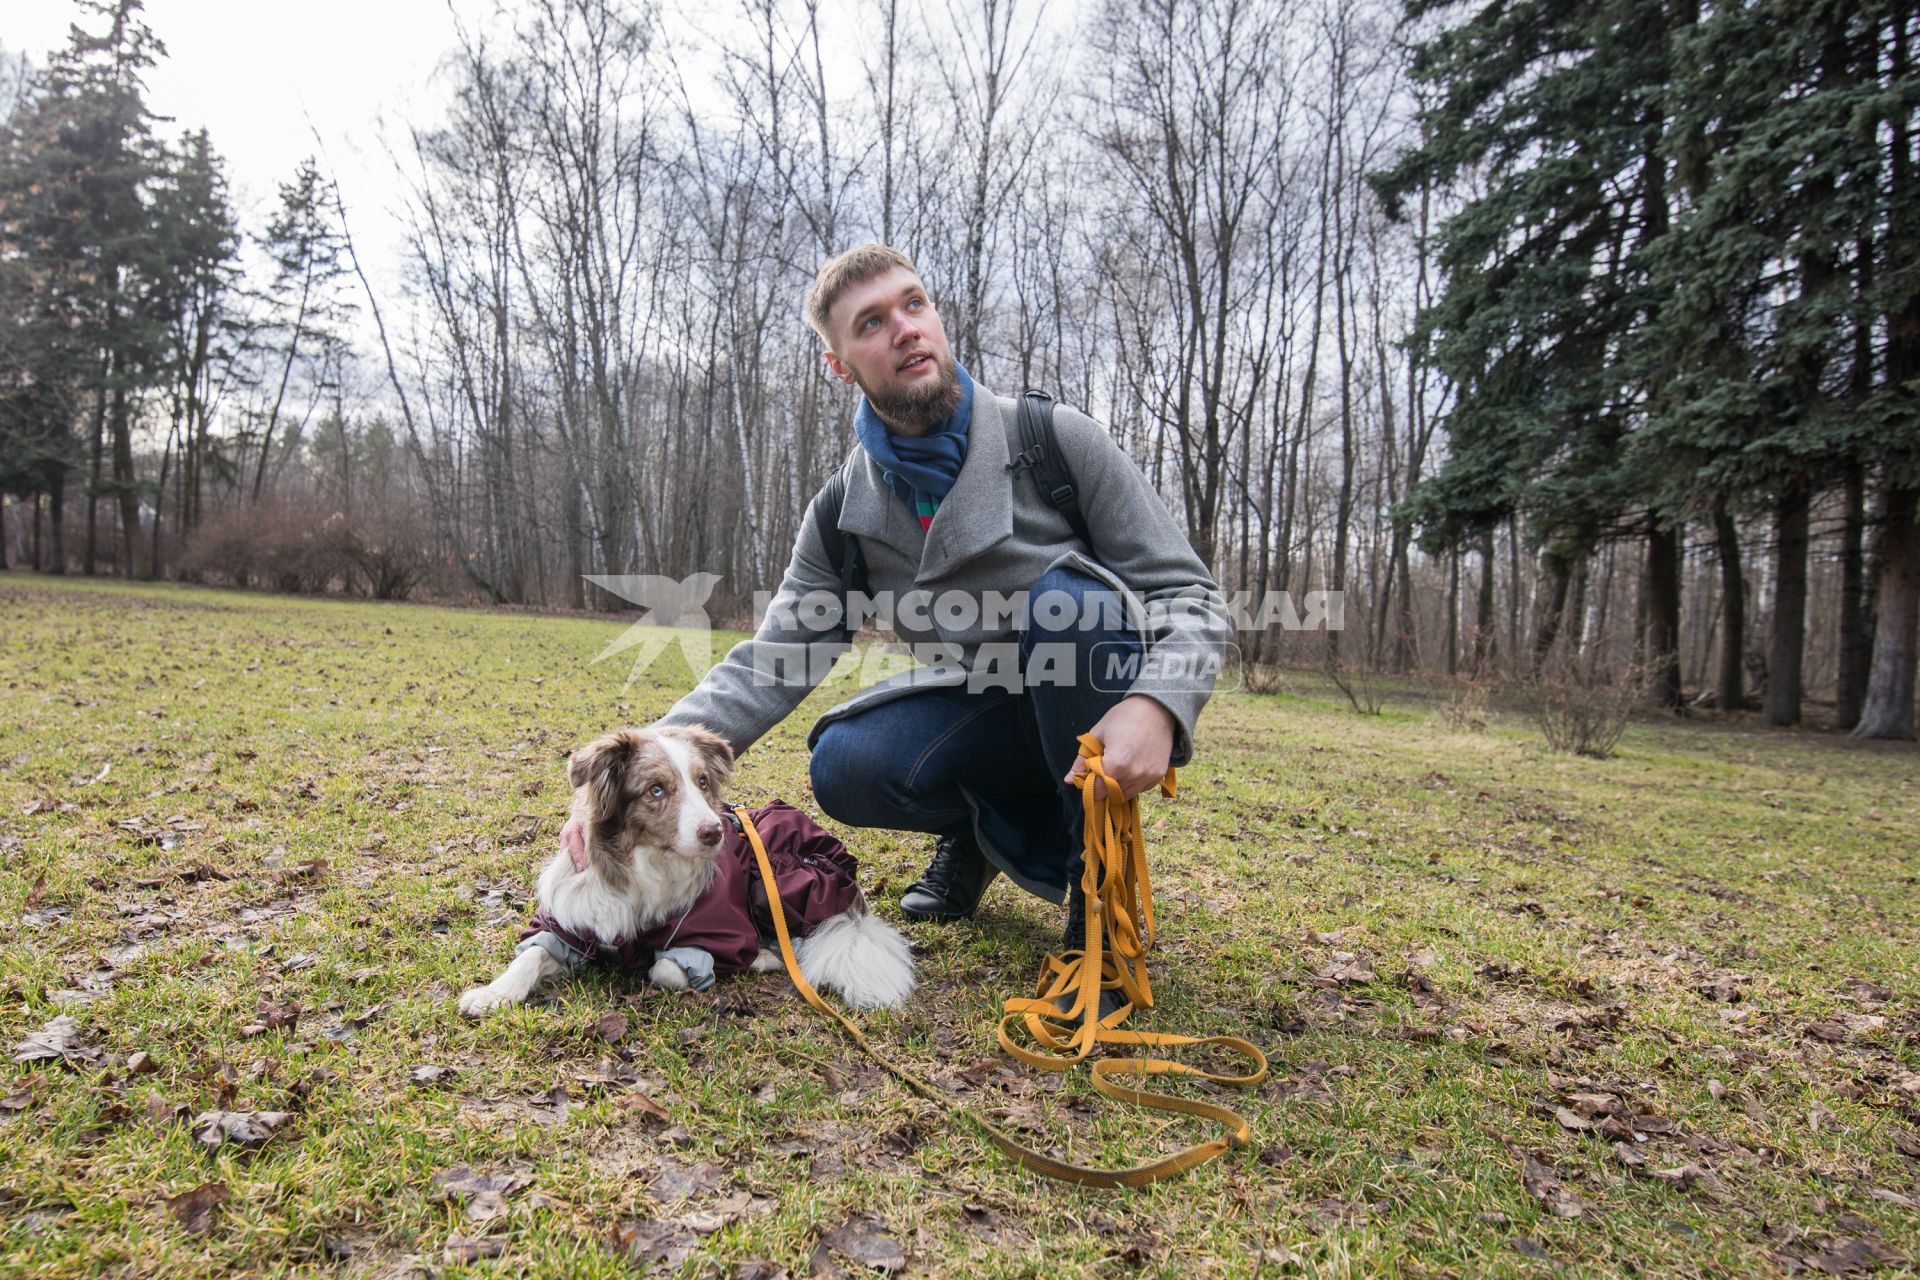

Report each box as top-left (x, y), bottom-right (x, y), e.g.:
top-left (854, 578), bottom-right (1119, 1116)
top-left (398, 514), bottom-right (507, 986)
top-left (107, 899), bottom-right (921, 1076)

top-left (742, 732), bottom-right (1267, 1186)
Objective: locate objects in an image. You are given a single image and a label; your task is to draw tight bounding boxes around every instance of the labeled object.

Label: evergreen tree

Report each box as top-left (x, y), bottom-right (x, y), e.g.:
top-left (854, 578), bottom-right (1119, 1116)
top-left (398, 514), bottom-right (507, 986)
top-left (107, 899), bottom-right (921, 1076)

top-left (1638, 0), bottom-right (1908, 730)
top-left (148, 127), bottom-right (242, 549)
top-left (1375, 0), bottom-right (1692, 707)
top-left (251, 156), bottom-right (354, 503)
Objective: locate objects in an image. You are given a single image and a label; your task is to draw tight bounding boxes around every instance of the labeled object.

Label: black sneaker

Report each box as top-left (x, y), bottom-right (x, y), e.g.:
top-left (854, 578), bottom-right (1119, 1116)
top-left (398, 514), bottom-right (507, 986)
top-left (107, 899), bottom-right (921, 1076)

top-left (899, 829), bottom-right (999, 922)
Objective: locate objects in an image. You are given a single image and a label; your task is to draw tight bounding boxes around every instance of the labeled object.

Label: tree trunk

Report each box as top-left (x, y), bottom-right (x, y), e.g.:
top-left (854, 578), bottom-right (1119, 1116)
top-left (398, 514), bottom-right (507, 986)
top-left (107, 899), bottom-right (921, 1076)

top-left (1644, 517), bottom-right (1683, 711)
top-left (1531, 559), bottom-right (1572, 673)
top-left (1851, 485), bottom-right (1919, 740)
top-left (84, 372), bottom-right (107, 575)
top-left (1713, 502), bottom-right (1747, 711)
top-left (1836, 465), bottom-right (1874, 727)
top-left (111, 380), bottom-right (141, 578)
top-left (1472, 528), bottom-right (1496, 673)
top-left (1444, 548), bottom-right (1459, 677)
top-left (48, 477), bottom-right (67, 575)
top-left (1765, 487), bottom-right (1810, 726)
top-left (1567, 555), bottom-right (1589, 654)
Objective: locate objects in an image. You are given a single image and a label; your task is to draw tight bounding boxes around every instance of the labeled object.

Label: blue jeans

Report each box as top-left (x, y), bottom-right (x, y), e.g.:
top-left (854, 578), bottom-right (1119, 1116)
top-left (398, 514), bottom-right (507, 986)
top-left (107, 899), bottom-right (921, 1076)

top-left (808, 566), bottom-right (1145, 903)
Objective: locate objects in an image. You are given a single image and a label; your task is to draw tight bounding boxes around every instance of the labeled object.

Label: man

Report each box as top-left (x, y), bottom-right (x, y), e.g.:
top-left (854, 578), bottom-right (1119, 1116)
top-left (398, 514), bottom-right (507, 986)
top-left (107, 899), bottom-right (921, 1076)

top-left (564, 244), bottom-right (1228, 948)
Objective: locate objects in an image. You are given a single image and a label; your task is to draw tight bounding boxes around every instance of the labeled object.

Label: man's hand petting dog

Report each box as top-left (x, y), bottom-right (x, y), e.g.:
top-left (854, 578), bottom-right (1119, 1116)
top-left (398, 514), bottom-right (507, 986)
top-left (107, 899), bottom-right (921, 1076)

top-left (1065, 694), bottom-right (1175, 801)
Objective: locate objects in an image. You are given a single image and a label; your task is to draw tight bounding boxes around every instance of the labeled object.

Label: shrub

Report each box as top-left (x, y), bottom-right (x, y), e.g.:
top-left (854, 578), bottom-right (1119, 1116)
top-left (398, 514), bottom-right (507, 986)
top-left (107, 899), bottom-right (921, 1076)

top-left (181, 497), bottom-right (433, 599)
top-left (1530, 652), bottom-right (1649, 758)
top-left (343, 507), bottom-right (431, 600)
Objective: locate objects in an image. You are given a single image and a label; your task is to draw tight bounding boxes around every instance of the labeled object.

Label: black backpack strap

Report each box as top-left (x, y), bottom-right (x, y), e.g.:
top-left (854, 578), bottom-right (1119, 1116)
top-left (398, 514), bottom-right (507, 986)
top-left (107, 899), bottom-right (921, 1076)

top-left (812, 467), bottom-right (868, 604)
top-left (1012, 389), bottom-right (1094, 551)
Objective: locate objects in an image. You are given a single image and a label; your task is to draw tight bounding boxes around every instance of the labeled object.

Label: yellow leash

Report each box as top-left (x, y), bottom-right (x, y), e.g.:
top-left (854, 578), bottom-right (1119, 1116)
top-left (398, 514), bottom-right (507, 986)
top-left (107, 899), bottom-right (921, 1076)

top-left (739, 732), bottom-right (1267, 1187)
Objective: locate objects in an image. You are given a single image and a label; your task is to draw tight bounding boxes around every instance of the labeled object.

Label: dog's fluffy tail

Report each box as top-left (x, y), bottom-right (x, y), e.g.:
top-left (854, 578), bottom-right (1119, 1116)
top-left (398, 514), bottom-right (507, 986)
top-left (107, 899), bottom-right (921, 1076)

top-left (794, 910), bottom-right (916, 1010)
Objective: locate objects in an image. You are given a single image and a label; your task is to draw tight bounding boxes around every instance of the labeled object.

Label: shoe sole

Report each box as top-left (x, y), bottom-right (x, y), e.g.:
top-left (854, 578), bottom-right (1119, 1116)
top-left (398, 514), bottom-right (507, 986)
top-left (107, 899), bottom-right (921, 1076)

top-left (899, 903), bottom-right (975, 923)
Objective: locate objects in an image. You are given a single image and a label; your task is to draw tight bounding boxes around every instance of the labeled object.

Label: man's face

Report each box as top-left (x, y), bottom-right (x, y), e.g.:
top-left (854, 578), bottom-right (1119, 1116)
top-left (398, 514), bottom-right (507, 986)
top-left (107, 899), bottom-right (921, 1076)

top-left (822, 266), bottom-right (961, 437)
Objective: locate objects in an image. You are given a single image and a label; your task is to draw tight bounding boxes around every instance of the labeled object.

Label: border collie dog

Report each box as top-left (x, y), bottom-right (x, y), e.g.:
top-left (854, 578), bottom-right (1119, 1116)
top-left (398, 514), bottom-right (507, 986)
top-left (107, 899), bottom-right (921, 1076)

top-left (458, 725), bottom-right (914, 1016)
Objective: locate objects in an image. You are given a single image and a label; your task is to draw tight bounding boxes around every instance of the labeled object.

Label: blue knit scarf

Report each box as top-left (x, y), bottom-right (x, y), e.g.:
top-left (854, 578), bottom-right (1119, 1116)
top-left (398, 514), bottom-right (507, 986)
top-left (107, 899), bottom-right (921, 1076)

top-left (853, 362), bottom-right (974, 530)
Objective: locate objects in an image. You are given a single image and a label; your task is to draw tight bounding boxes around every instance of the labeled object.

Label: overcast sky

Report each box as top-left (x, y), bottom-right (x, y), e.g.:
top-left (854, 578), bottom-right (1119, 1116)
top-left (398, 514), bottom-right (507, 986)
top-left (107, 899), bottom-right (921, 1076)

top-left (0, 1), bottom-right (1059, 370)
top-left (1, 0), bottom-right (889, 359)
top-left (4, 1), bottom-right (488, 283)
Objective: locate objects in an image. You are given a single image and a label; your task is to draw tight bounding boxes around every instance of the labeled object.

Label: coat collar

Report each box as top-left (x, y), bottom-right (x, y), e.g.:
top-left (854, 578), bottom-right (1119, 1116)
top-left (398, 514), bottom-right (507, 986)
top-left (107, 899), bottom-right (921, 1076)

top-left (837, 384), bottom-right (1014, 582)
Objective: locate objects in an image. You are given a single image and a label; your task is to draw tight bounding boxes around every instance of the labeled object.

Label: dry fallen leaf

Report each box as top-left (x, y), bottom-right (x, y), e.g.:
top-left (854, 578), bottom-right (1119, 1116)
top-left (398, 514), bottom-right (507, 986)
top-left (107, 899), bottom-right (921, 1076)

top-left (193, 1110), bottom-right (289, 1152)
top-left (1553, 1107), bottom-right (1592, 1132)
top-left (621, 1091), bottom-right (670, 1122)
top-left (14, 1016), bottom-right (99, 1066)
top-left (432, 1166), bottom-right (531, 1224)
top-left (609, 1219), bottom-right (697, 1268)
top-left (595, 1011), bottom-right (631, 1043)
top-left (166, 1181), bottom-right (230, 1234)
top-left (1520, 1152), bottom-right (1584, 1219)
top-left (821, 1217), bottom-right (907, 1273)
top-left (1697, 974), bottom-right (1745, 1003)
top-left (256, 1000), bottom-right (300, 1032)
top-left (1318, 952), bottom-right (1378, 985)
top-left (444, 1235), bottom-right (506, 1263)
top-left (1647, 1163), bottom-right (1730, 1199)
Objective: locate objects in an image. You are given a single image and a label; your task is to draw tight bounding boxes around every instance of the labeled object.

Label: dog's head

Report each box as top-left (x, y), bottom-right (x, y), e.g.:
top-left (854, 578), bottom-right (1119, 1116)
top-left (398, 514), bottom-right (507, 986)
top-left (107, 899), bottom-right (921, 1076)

top-left (566, 725), bottom-right (735, 882)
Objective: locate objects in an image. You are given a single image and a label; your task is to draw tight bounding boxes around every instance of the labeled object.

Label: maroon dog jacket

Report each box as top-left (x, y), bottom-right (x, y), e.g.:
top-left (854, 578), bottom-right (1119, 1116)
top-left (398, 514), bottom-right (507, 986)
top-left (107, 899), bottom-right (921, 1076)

top-left (519, 800), bottom-right (860, 978)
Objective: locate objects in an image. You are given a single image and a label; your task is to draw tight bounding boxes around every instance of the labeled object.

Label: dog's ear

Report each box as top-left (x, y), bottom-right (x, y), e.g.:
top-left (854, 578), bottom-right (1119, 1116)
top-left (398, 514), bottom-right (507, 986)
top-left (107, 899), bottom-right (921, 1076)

top-left (567, 730), bottom-right (638, 823)
top-left (679, 725), bottom-right (735, 789)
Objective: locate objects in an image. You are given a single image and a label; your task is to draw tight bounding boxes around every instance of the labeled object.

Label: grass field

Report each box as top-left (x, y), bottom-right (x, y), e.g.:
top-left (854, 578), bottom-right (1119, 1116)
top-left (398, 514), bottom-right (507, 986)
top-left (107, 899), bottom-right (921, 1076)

top-left (1, 572), bottom-right (1916, 1278)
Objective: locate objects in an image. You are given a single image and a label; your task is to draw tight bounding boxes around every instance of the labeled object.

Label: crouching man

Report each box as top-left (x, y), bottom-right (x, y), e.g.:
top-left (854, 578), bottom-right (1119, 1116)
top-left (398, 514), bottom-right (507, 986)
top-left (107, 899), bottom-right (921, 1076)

top-left (565, 244), bottom-right (1228, 951)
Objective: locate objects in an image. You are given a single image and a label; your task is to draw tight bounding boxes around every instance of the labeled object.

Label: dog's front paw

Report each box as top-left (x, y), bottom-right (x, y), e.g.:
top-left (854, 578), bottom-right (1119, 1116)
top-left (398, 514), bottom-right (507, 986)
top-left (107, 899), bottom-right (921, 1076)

top-left (647, 957), bottom-right (690, 991)
top-left (459, 985), bottom-right (512, 1017)
top-left (749, 948), bottom-right (784, 974)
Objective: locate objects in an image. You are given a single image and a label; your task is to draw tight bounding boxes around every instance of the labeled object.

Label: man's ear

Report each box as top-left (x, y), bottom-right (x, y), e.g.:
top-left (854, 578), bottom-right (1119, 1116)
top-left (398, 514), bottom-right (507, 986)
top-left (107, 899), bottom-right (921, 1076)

top-left (822, 350), bottom-right (854, 385)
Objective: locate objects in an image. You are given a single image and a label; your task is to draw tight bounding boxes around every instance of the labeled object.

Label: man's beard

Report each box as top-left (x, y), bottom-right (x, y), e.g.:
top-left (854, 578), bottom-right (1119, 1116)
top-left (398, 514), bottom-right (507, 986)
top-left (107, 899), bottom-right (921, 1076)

top-left (856, 354), bottom-right (962, 436)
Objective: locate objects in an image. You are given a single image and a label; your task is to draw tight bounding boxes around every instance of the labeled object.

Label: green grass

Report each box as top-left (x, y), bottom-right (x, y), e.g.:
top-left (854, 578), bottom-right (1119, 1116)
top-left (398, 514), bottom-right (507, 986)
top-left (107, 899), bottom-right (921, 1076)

top-left (1, 571), bottom-right (1916, 1278)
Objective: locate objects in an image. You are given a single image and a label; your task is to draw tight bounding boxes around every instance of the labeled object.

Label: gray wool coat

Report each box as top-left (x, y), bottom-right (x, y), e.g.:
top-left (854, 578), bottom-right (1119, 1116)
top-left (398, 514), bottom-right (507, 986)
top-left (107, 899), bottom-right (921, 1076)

top-left (656, 385), bottom-right (1230, 773)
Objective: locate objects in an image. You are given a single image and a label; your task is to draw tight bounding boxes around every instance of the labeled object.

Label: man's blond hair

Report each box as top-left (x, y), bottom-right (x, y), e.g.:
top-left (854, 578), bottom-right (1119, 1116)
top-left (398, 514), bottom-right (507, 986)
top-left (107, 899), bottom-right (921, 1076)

top-left (805, 244), bottom-right (920, 346)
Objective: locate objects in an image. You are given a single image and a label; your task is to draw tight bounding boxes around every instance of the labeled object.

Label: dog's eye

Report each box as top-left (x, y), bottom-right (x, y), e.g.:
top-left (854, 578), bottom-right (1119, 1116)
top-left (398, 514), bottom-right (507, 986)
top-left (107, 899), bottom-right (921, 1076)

top-left (649, 784), bottom-right (666, 798)
top-left (697, 775), bottom-right (709, 789)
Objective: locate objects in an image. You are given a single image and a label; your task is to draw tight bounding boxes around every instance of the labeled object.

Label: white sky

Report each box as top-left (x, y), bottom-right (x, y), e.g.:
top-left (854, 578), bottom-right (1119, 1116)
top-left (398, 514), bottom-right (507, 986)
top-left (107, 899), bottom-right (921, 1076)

top-left (4, 1), bottom-right (478, 283)
top-left (3, 0), bottom-right (1067, 378)
top-left (1, 0), bottom-right (892, 356)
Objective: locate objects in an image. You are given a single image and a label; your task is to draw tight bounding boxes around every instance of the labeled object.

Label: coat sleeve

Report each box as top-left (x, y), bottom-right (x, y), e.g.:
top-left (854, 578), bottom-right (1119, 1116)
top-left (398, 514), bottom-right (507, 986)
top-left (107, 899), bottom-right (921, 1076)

top-left (653, 466), bottom-right (857, 758)
top-left (1051, 404), bottom-right (1231, 768)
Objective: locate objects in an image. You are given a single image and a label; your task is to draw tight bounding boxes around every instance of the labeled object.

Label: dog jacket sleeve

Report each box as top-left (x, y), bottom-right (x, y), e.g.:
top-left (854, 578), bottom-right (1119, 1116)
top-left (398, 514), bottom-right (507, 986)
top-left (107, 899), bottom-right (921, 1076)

top-left (655, 945), bottom-right (718, 990)
top-left (518, 910), bottom-right (652, 971)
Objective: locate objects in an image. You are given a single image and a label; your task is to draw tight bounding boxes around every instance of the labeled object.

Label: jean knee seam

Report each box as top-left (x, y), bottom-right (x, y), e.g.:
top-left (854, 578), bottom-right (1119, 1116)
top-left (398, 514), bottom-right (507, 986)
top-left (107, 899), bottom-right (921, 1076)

top-left (903, 694), bottom-right (1018, 799)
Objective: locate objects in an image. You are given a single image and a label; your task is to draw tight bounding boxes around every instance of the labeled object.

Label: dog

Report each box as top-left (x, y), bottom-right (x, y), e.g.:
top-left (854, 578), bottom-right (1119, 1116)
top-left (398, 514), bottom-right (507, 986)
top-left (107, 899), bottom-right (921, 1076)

top-left (458, 724), bottom-right (914, 1016)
